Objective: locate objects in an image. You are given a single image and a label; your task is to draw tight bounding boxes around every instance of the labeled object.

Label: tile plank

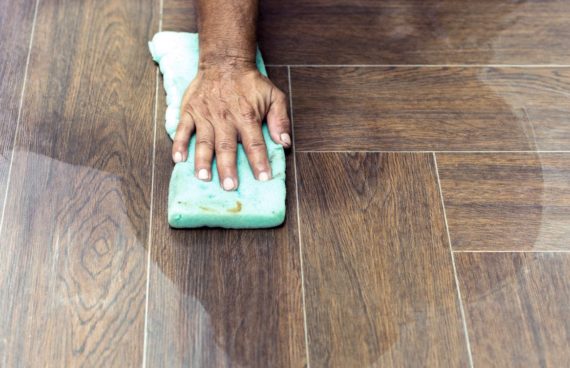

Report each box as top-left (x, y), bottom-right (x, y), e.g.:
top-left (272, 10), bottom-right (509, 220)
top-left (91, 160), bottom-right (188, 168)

top-left (259, 0), bottom-right (570, 65)
top-left (0, 0), bottom-right (37, 215)
top-left (296, 152), bottom-right (468, 367)
top-left (437, 153), bottom-right (570, 251)
top-left (162, 0), bottom-right (196, 33)
top-left (162, 0), bottom-right (570, 65)
top-left (145, 67), bottom-right (307, 367)
top-left (456, 252), bottom-right (570, 367)
top-left (0, 0), bottom-right (158, 365)
top-left (291, 67), bottom-right (570, 151)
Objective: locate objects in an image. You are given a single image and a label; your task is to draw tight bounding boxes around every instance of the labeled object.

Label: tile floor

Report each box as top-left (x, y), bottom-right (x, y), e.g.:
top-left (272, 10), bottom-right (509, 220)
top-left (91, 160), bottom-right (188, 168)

top-left (0, 0), bottom-right (569, 367)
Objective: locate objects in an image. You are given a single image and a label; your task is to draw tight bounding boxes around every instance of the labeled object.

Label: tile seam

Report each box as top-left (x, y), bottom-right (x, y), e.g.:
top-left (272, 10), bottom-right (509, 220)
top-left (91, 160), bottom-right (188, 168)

top-left (288, 66), bottom-right (312, 368)
top-left (142, 0), bottom-right (163, 366)
top-left (0, 0), bottom-right (41, 241)
top-left (433, 152), bottom-right (475, 368)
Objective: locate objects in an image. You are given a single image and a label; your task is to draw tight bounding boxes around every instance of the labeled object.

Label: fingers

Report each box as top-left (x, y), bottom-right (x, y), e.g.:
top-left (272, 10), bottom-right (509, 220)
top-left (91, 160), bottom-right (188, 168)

top-left (238, 120), bottom-right (271, 181)
top-left (172, 109), bottom-right (195, 163)
top-left (194, 122), bottom-right (214, 181)
top-left (215, 128), bottom-right (238, 191)
top-left (266, 90), bottom-right (292, 148)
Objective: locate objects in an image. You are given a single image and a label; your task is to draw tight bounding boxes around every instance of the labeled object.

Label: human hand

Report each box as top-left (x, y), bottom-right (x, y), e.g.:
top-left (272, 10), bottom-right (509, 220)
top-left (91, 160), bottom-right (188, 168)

top-left (172, 64), bottom-right (291, 191)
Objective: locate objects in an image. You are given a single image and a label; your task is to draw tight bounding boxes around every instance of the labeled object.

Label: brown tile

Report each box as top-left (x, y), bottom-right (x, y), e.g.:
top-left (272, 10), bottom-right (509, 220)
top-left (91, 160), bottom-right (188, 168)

top-left (0, 0), bottom-right (158, 365)
top-left (145, 67), bottom-right (306, 367)
top-left (296, 152), bottom-right (469, 367)
top-left (162, 0), bottom-right (196, 33)
top-left (437, 153), bottom-right (570, 251)
top-left (456, 252), bottom-right (570, 367)
top-left (0, 0), bottom-right (37, 213)
top-left (162, 0), bottom-right (570, 65)
top-left (261, 0), bottom-right (570, 65)
top-left (291, 67), bottom-right (570, 151)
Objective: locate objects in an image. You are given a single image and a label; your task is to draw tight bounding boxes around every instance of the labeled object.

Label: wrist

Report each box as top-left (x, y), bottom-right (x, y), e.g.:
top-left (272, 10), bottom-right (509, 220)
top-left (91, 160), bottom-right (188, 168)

top-left (199, 53), bottom-right (256, 73)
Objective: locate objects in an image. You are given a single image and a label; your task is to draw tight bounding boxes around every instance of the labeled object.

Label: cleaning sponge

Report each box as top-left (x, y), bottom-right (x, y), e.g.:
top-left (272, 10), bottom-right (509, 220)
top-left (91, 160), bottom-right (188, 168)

top-left (149, 32), bottom-right (286, 228)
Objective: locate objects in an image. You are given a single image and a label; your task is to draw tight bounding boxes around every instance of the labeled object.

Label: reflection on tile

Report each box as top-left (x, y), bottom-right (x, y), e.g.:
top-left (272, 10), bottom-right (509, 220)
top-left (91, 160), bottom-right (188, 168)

top-left (437, 153), bottom-right (570, 250)
top-left (291, 67), bottom-right (570, 151)
top-left (145, 156), bottom-right (306, 368)
top-left (0, 153), bottom-right (8, 217)
top-left (296, 152), bottom-right (468, 367)
top-left (0, 0), bottom-right (37, 214)
top-left (145, 67), bottom-right (306, 367)
top-left (456, 252), bottom-right (570, 367)
top-left (161, 0), bottom-right (570, 65)
top-left (258, 0), bottom-right (570, 64)
top-left (0, 151), bottom-right (147, 367)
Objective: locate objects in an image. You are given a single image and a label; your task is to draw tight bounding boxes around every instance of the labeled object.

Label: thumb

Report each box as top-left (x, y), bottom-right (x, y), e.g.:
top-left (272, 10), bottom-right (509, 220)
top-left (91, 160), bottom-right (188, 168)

top-left (266, 89), bottom-right (292, 148)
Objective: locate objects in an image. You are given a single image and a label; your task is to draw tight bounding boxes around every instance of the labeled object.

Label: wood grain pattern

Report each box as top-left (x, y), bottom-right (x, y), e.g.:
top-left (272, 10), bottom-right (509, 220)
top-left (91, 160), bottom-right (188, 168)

top-left (162, 0), bottom-right (197, 33)
top-left (260, 0), bottom-right (570, 65)
top-left (162, 0), bottom-right (570, 65)
top-left (437, 153), bottom-right (570, 251)
top-left (456, 252), bottom-right (570, 367)
top-left (296, 152), bottom-right (468, 367)
top-left (0, 0), bottom-right (36, 216)
top-left (291, 67), bottom-right (570, 151)
top-left (0, 0), bottom-right (158, 365)
top-left (145, 67), bottom-right (306, 367)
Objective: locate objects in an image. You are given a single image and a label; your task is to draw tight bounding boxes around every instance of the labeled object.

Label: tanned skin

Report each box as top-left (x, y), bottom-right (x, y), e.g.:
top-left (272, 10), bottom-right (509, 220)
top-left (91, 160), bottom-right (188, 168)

top-left (172, 0), bottom-right (291, 191)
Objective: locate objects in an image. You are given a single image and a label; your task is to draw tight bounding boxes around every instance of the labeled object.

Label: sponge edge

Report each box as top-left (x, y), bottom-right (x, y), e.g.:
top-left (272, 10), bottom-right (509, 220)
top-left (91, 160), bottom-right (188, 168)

top-left (149, 32), bottom-right (286, 229)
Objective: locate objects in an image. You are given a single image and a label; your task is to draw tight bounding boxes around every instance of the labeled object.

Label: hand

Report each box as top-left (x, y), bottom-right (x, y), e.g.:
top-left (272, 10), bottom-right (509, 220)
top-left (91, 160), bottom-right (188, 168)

top-left (172, 64), bottom-right (291, 191)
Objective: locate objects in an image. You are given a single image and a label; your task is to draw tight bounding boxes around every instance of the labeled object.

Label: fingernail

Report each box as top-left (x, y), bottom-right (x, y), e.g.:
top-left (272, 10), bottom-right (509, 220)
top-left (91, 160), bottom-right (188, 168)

top-left (258, 172), bottom-right (270, 181)
top-left (173, 151), bottom-right (183, 163)
top-left (280, 133), bottom-right (291, 146)
top-left (223, 177), bottom-right (235, 191)
top-left (197, 169), bottom-right (209, 180)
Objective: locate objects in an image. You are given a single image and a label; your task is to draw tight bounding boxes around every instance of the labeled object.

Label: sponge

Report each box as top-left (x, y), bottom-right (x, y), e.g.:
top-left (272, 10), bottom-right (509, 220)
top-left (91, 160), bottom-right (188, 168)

top-left (149, 32), bottom-right (286, 228)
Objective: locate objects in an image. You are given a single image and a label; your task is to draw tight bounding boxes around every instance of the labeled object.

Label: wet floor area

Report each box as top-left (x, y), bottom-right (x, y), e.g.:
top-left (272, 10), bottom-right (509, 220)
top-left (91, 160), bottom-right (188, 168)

top-left (1, 0), bottom-right (569, 367)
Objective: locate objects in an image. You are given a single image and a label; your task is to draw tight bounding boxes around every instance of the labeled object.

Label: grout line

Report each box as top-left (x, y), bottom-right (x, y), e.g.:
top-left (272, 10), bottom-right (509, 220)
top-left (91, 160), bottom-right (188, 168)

top-left (433, 152), bottom-right (474, 368)
top-left (266, 64), bottom-right (570, 68)
top-left (296, 150), bottom-right (570, 154)
top-left (142, 1), bottom-right (163, 367)
top-left (454, 250), bottom-right (570, 253)
top-left (0, 0), bottom-right (40, 240)
top-left (289, 66), bottom-right (311, 368)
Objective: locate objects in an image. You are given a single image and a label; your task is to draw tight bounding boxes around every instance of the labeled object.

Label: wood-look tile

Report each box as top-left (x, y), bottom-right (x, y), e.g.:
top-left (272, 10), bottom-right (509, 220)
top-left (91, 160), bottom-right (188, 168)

top-left (456, 252), bottom-right (570, 367)
top-left (162, 0), bottom-right (570, 65)
top-left (296, 152), bottom-right (468, 367)
top-left (260, 0), bottom-right (570, 65)
top-left (437, 153), bottom-right (570, 251)
top-left (0, 0), bottom-right (36, 214)
top-left (145, 67), bottom-right (306, 367)
top-left (291, 67), bottom-right (570, 151)
top-left (0, 0), bottom-right (158, 366)
top-left (162, 0), bottom-right (196, 33)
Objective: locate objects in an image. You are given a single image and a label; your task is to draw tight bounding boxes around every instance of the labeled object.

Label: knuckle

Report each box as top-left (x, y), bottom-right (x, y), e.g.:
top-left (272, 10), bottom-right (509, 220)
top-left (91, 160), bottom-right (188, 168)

top-left (173, 143), bottom-right (186, 152)
top-left (173, 135), bottom-right (188, 144)
top-left (241, 108), bottom-right (258, 123)
top-left (275, 117), bottom-right (291, 128)
top-left (245, 140), bottom-right (266, 153)
top-left (177, 121), bottom-right (191, 132)
top-left (217, 139), bottom-right (236, 152)
top-left (181, 103), bottom-right (194, 116)
top-left (275, 90), bottom-right (287, 101)
top-left (218, 108), bottom-right (231, 121)
top-left (196, 137), bottom-right (214, 149)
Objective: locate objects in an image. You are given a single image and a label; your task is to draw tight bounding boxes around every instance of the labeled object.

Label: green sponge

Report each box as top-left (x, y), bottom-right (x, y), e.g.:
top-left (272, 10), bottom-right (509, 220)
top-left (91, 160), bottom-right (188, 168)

top-left (149, 32), bottom-right (286, 228)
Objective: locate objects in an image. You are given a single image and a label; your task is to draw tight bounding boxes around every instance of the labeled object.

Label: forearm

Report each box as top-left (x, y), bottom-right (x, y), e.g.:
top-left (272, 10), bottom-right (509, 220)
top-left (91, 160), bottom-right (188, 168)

top-left (196, 0), bottom-right (258, 70)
